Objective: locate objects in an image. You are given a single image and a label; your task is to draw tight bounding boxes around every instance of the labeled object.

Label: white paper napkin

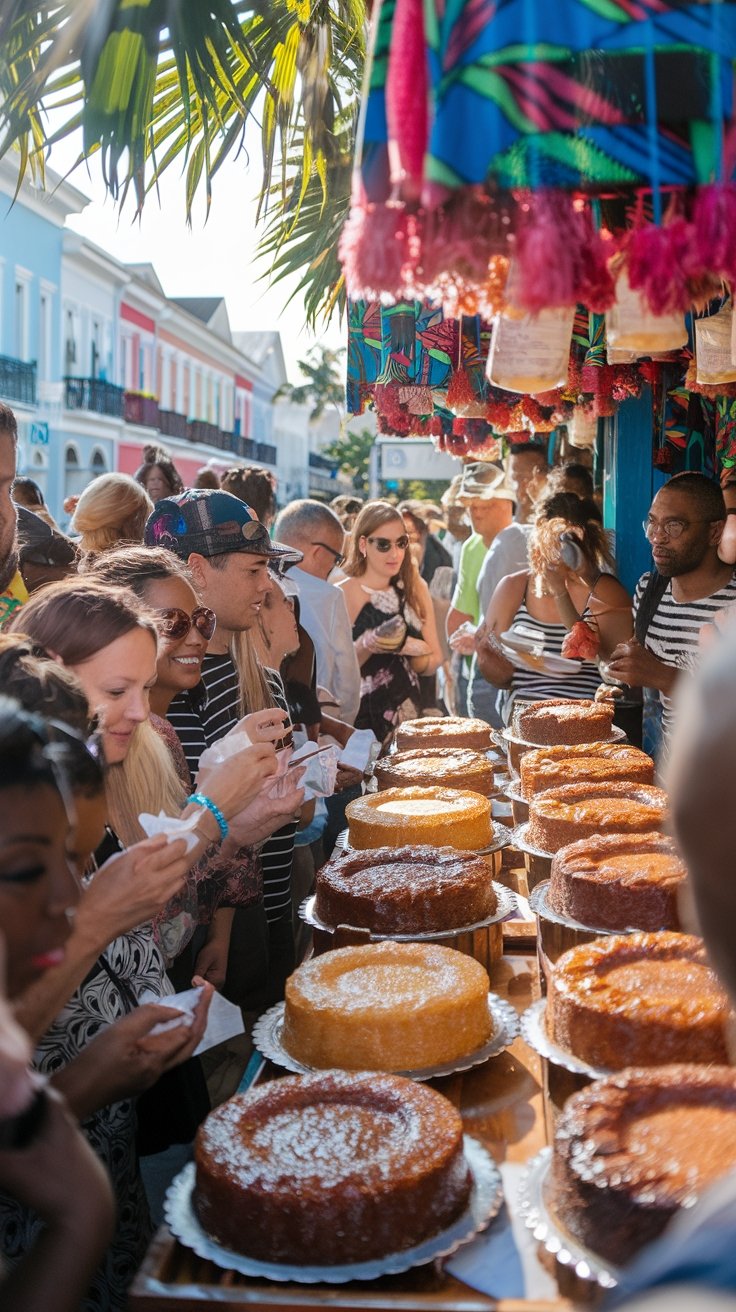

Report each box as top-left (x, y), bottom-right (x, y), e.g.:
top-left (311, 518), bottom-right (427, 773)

top-left (140, 985), bottom-right (245, 1055)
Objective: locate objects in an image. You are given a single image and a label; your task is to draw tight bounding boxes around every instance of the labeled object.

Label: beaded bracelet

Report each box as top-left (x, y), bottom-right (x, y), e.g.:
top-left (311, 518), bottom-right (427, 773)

top-left (187, 792), bottom-right (229, 841)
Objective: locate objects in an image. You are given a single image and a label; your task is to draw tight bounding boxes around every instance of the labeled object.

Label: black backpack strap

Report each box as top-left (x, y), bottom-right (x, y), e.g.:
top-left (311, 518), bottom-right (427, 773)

top-left (634, 569), bottom-right (668, 644)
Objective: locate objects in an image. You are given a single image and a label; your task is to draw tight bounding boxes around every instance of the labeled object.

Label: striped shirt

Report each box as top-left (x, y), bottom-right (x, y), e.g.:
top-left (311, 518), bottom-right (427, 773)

top-left (167, 655), bottom-right (296, 922)
top-left (635, 570), bottom-right (736, 738)
top-left (503, 597), bottom-right (602, 722)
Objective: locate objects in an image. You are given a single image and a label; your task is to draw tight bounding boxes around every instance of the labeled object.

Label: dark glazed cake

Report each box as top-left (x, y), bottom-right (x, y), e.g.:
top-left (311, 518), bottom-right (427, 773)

top-left (194, 1071), bottom-right (472, 1263)
top-left (551, 1065), bottom-right (736, 1267)
top-left (314, 844), bottom-right (496, 934)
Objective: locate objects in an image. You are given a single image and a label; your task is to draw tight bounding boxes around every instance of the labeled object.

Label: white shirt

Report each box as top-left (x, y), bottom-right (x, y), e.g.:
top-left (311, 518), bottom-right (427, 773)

top-left (291, 566), bottom-right (361, 725)
top-left (477, 522), bottom-right (533, 616)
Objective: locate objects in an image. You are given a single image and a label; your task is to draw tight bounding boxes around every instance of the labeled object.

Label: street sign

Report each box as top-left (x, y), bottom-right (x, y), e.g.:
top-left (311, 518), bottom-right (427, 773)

top-left (30, 422), bottom-right (49, 446)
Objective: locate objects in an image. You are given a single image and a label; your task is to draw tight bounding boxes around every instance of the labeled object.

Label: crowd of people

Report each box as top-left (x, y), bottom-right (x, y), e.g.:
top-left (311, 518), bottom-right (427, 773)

top-left (1, 400), bottom-right (736, 1310)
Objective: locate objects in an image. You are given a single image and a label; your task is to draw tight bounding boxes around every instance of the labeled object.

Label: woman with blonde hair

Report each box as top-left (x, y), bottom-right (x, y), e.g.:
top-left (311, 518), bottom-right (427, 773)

top-left (71, 473), bottom-right (153, 557)
top-left (339, 501), bottom-right (443, 742)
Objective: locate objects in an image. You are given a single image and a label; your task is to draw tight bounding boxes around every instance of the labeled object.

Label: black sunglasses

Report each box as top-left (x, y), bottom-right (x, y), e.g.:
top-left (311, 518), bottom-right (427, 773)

top-left (367, 535), bottom-right (410, 552)
top-left (312, 540), bottom-right (345, 567)
top-left (155, 606), bottom-right (217, 641)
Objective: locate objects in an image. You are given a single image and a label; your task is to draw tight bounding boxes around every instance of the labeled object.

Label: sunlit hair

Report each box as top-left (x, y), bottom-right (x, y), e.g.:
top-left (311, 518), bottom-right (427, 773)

top-left (230, 631), bottom-right (274, 716)
top-left (0, 636), bottom-right (104, 798)
top-left (8, 578), bottom-right (184, 844)
top-left (81, 544), bottom-right (194, 599)
top-left (343, 500), bottom-right (425, 621)
top-left (8, 577), bottom-right (158, 661)
top-left (528, 491), bottom-right (614, 589)
top-left (71, 473), bottom-right (153, 557)
top-left (105, 718), bottom-right (187, 846)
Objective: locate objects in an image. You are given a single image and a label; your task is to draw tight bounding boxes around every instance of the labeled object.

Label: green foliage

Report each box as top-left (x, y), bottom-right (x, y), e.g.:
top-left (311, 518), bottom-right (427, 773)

top-left (273, 343), bottom-right (345, 419)
top-left (322, 424), bottom-right (373, 494)
top-left (0, 0), bottom-right (365, 323)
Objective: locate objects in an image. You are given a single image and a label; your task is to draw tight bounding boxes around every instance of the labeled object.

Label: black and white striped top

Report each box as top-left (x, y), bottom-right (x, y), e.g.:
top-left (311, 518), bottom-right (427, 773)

top-left (167, 655), bottom-right (296, 923)
top-left (502, 596), bottom-right (602, 722)
top-left (635, 570), bottom-right (736, 738)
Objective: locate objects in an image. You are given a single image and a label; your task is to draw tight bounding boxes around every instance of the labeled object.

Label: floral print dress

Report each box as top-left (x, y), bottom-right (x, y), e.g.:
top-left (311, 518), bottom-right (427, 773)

top-left (352, 583), bottom-right (423, 743)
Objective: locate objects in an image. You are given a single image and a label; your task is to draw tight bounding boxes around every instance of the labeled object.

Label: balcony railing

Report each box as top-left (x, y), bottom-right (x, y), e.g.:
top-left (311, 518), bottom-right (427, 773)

top-left (124, 391), bottom-right (160, 428)
top-left (158, 408), bottom-right (189, 440)
top-left (64, 376), bottom-right (125, 418)
top-left (0, 354), bottom-right (36, 407)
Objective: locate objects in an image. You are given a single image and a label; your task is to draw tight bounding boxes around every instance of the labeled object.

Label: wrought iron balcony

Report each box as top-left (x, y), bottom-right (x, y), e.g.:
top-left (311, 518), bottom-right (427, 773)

top-left (188, 418), bottom-right (225, 448)
top-left (124, 391), bottom-right (160, 428)
top-left (158, 408), bottom-right (189, 440)
top-left (0, 354), bottom-right (36, 407)
top-left (64, 376), bottom-right (125, 417)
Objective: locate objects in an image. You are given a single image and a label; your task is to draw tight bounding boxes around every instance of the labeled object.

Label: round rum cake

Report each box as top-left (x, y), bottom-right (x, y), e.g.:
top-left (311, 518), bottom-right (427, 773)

top-left (528, 780), bottom-right (668, 853)
top-left (194, 1071), bottom-right (472, 1264)
top-left (395, 716), bottom-right (492, 753)
top-left (551, 1065), bottom-right (736, 1268)
top-left (346, 786), bottom-right (492, 851)
top-left (314, 844), bottom-right (497, 934)
top-left (519, 742), bottom-right (654, 800)
top-left (282, 940), bottom-right (492, 1071)
top-left (374, 747), bottom-right (494, 796)
top-left (547, 931), bottom-right (731, 1070)
top-left (549, 832), bottom-right (685, 931)
top-left (512, 697), bottom-right (614, 746)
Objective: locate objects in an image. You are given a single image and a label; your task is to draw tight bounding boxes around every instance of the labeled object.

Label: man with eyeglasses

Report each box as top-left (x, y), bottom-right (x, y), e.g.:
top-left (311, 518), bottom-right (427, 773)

top-left (607, 472), bottom-right (736, 749)
top-left (273, 499), bottom-right (361, 725)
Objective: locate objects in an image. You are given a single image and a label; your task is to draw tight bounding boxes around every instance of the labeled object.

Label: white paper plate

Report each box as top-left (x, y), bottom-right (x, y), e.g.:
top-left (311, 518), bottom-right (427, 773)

top-left (499, 630), bottom-right (582, 677)
top-left (165, 1136), bottom-right (503, 1283)
top-left (253, 993), bottom-right (521, 1082)
top-left (520, 997), bottom-right (612, 1079)
top-left (517, 1148), bottom-right (620, 1291)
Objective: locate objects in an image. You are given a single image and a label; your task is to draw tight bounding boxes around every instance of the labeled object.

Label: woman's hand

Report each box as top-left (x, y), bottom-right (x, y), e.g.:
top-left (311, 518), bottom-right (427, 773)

top-left (401, 636), bottom-right (431, 658)
top-left (54, 985), bottom-right (213, 1118)
top-left (473, 621), bottom-right (514, 688)
top-left (233, 709), bottom-right (290, 745)
top-left (223, 775), bottom-right (306, 849)
top-left (195, 742), bottom-right (279, 821)
top-left (76, 836), bottom-right (191, 947)
top-left (540, 559), bottom-right (571, 596)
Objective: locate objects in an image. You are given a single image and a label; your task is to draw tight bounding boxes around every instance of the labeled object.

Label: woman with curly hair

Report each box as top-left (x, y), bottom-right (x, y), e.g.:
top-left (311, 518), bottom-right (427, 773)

top-left (474, 492), bottom-right (633, 725)
top-left (339, 501), bottom-right (443, 742)
top-left (134, 446), bottom-right (184, 502)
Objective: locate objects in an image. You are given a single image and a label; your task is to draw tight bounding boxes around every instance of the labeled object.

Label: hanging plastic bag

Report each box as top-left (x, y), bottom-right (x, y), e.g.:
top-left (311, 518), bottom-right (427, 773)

top-left (696, 304), bottom-right (736, 385)
top-left (569, 410), bottom-right (598, 449)
top-left (606, 273), bottom-right (687, 355)
top-left (486, 307), bottom-right (574, 394)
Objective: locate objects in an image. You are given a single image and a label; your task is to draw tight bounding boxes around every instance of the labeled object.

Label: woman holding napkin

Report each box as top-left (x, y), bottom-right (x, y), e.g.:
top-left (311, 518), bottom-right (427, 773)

top-left (340, 502), bottom-right (443, 743)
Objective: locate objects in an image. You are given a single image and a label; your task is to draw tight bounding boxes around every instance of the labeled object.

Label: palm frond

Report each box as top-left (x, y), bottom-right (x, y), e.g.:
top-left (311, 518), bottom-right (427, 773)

top-left (0, 0), bottom-right (365, 324)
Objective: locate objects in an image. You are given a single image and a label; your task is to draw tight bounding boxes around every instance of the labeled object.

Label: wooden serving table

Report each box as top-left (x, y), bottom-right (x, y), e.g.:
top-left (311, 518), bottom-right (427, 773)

top-left (130, 859), bottom-right (563, 1311)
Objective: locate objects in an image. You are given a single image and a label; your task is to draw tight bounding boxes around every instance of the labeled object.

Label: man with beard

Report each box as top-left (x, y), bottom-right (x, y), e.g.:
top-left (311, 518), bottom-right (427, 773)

top-left (0, 404), bottom-right (27, 627)
top-left (607, 472), bottom-right (736, 749)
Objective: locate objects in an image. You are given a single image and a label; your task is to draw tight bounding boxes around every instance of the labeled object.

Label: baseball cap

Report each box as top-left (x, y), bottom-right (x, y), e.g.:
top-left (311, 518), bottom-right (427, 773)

top-left (143, 489), bottom-right (302, 566)
top-left (457, 462), bottom-right (514, 502)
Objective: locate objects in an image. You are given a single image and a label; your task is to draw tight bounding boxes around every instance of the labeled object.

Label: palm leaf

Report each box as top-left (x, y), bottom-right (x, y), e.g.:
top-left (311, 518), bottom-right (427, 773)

top-left (0, 1), bottom-right (365, 323)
